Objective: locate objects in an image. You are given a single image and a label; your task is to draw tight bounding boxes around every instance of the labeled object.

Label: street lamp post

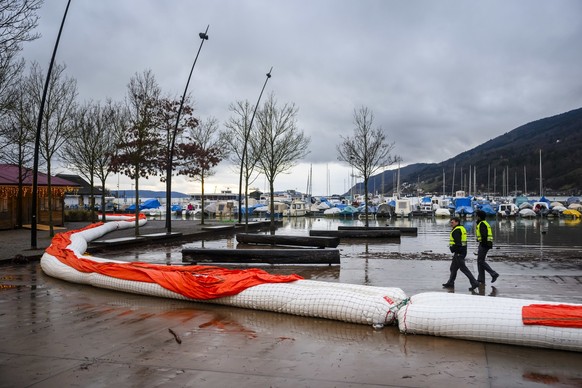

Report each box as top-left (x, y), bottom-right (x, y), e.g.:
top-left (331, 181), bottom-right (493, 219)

top-left (349, 155), bottom-right (354, 204)
top-left (31, 0), bottom-right (72, 249)
top-left (237, 67), bottom-right (272, 225)
top-left (165, 26), bottom-right (209, 234)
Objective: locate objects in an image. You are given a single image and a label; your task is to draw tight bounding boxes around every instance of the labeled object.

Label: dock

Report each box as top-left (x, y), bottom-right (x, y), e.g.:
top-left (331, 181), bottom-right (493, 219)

top-left (236, 233), bottom-right (340, 248)
top-left (182, 247), bottom-right (340, 265)
top-left (91, 232), bottom-right (183, 247)
top-left (201, 225), bottom-right (235, 231)
top-left (337, 225), bottom-right (418, 235)
top-left (309, 229), bottom-right (401, 238)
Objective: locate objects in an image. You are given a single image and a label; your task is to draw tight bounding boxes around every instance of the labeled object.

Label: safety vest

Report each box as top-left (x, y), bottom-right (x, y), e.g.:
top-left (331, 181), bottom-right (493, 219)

top-left (476, 220), bottom-right (493, 243)
top-left (449, 225), bottom-right (467, 246)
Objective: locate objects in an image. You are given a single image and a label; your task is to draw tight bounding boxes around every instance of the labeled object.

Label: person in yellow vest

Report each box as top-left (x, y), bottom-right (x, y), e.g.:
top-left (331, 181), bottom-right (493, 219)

top-left (442, 217), bottom-right (480, 291)
top-left (475, 210), bottom-right (499, 284)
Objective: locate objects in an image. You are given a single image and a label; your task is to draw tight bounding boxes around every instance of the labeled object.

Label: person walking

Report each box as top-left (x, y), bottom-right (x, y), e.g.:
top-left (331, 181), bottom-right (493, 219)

top-left (475, 210), bottom-right (499, 284)
top-left (442, 217), bottom-right (480, 291)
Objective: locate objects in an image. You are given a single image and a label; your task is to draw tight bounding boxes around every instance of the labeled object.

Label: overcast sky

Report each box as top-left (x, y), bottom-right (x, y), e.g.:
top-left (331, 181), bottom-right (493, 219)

top-left (21, 0), bottom-right (582, 196)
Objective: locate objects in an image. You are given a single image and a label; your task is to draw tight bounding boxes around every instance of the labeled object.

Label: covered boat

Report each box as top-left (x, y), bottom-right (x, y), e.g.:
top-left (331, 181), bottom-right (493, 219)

top-left (126, 198), bottom-right (161, 212)
top-left (498, 202), bottom-right (518, 217)
top-left (454, 197), bottom-right (474, 217)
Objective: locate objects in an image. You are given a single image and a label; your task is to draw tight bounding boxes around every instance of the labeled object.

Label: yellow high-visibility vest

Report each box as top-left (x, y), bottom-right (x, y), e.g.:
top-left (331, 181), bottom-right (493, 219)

top-left (476, 220), bottom-right (493, 242)
top-left (449, 225), bottom-right (467, 246)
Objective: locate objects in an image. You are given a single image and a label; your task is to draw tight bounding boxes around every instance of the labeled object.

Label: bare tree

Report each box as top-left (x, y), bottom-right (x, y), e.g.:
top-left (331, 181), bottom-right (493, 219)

top-left (110, 70), bottom-right (162, 235)
top-left (61, 103), bottom-right (98, 220)
top-left (0, 0), bottom-right (43, 113)
top-left (178, 116), bottom-right (226, 225)
top-left (61, 100), bottom-right (125, 222)
top-left (23, 61), bottom-right (77, 236)
top-left (254, 93), bottom-right (310, 229)
top-left (223, 100), bottom-right (262, 225)
top-left (94, 100), bottom-right (127, 220)
top-left (0, 75), bottom-right (36, 227)
top-left (337, 106), bottom-right (396, 226)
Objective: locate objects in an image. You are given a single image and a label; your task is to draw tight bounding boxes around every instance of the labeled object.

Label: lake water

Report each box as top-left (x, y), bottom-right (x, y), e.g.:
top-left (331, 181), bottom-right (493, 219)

top-left (100, 215), bottom-right (582, 265)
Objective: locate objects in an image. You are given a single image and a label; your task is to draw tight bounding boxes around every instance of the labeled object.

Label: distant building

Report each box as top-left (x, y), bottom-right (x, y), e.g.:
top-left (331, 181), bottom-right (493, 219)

top-left (0, 164), bottom-right (79, 230)
top-left (55, 173), bottom-right (103, 210)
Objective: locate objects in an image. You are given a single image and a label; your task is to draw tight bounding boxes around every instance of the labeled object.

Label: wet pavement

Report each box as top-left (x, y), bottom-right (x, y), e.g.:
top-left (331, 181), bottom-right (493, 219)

top-left (1, 221), bottom-right (582, 387)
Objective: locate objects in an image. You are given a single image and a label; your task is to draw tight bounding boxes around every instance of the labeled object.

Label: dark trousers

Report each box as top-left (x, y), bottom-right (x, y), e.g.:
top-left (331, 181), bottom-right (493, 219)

top-left (447, 252), bottom-right (478, 286)
top-left (477, 244), bottom-right (497, 282)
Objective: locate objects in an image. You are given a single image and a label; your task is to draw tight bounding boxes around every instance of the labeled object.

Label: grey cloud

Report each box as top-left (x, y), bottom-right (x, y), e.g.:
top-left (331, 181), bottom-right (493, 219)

top-left (21, 0), bottom-right (582, 194)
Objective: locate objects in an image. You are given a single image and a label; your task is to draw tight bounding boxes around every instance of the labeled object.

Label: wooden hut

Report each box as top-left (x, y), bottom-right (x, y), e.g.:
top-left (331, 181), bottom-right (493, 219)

top-left (0, 164), bottom-right (79, 230)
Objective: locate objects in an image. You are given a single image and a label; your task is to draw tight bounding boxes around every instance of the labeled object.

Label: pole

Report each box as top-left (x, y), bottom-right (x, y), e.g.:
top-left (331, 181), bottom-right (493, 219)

top-left (165, 26), bottom-right (209, 234)
top-left (539, 149), bottom-right (543, 197)
top-left (237, 67), bottom-right (272, 224)
top-left (31, 0), bottom-right (72, 249)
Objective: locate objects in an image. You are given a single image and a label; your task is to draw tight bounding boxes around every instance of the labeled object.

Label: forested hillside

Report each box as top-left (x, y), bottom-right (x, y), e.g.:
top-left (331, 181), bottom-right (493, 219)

top-left (359, 107), bottom-right (582, 197)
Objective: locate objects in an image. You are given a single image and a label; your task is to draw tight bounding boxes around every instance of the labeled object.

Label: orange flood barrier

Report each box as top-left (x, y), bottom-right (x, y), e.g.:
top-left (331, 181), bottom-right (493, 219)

top-left (45, 223), bottom-right (302, 300)
top-left (522, 304), bottom-right (582, 328)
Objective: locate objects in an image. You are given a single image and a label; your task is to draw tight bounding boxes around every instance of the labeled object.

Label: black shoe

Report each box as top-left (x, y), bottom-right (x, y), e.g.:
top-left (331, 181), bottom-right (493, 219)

top-left (469, 282), bottom-right (479, 291)
top-left (491, 273), bottom-right (499, 283)
top-left (442, 283), bottom-right (454, 288)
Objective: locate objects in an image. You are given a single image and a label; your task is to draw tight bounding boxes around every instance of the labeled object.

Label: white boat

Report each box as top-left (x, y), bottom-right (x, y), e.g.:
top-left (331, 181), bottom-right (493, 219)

top-left (283, 200), bottom-right (307, 217)
top-left (205, 200), bottom-right (238, 218)
top-left (268, 202), bottom-right (289, 217)
top-left (435, 208), bottom-right (451, 218)
top-left (531, 201), bottom-right (550, 216)
top-left (418, 202), bottom-right (434, 215)
top-left (323, 207), bottom-right (341, 217)
top-left (182, 202), bottom-right (203, 217)
top-left (394, 198), bottom-right (412, 217)
top-left (498, 203), bottom-right (519, 217)
top-left (519, 208), bottom-right (537, 218)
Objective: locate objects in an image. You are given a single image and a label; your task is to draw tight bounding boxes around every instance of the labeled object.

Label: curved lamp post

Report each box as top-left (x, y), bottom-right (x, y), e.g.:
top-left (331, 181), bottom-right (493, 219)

top-left (165, 26), bottom-right (209, 234)
top-left (31, 0), bottom-right (72, 249)
top-left (237, 67), bottom-right (272, 225)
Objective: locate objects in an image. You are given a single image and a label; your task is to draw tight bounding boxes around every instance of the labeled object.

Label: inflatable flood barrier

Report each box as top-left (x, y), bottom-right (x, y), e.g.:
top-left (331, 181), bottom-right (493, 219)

top-left (40, 217), bottom-right (407, 327)
top-left (40, 216), bottom-right (582, 352)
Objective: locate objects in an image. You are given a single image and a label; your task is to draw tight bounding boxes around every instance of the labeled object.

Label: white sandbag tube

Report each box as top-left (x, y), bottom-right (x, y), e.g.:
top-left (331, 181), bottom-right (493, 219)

top-left (41, 219), bottom-right (407, 327)
top-left (397, 292), bottom-right (582, 352)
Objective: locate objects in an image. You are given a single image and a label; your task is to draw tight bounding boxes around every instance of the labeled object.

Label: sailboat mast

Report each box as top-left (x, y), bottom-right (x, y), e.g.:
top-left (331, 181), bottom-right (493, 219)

top-left (451, 163), bottom-right (456, 196)
top-left (474, 167), bottom-right (477, 195)
top-left (396, 160), bottom-right (401, 198)
top-left (442, 169), bottom-right (445, 196)
top-left (487, 164), bottom-right (491, 196)
top-left (468, 165), bottom-right (471, 196)
top-left (493, 167), bottom-right (497, 195)
top-left (524, 165), bottom-right (527, 195)
top-left (539, 149), bottom-right (543, 197)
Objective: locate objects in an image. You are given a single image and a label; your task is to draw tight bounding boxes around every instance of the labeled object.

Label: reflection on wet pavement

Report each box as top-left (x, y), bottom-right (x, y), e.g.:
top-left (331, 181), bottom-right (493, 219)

top-left (1, 261), bottom-right (581, 387)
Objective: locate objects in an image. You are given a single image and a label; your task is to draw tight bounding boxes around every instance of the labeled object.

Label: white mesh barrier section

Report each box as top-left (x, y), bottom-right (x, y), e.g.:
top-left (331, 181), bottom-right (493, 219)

top-left (40, 220), bottom-right (407, 327)
top-left (397, 292), bottom-right (582, 352)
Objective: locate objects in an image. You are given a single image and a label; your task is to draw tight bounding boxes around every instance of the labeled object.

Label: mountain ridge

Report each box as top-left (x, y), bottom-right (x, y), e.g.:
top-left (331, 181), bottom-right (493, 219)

top-left (361, 107), bottom-right (582, 196)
